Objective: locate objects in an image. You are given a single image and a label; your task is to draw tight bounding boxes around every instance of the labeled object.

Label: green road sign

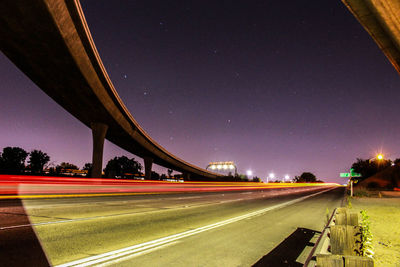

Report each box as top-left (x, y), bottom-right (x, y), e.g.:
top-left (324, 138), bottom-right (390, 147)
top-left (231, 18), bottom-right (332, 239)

top-left (350, 168), bottom-right (362, 177)
top-left (340, 171), bottom-right (361, 178)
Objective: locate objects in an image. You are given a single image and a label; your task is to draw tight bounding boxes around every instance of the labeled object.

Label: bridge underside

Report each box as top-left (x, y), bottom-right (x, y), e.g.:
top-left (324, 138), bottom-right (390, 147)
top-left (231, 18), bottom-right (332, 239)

top-left (0, 0), bottom-right (220, 180)
top-left (342, 0), bottom-right (400, 75)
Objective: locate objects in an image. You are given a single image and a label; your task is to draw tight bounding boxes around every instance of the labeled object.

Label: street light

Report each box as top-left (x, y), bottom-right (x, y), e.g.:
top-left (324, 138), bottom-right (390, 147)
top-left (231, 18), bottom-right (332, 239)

top-left (246, 170), bottom-right (253, 177)
top-left (284, 175), bottom-right (290, 181)
top-left (368, 154), bottom-right (384, 163)
top-left (268, 173), bottom-right (274, 183)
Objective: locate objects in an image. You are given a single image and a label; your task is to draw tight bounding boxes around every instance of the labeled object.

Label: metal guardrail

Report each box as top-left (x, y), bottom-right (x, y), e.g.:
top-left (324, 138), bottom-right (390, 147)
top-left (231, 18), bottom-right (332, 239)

top-left (303, 208), bottom-right (337, 267)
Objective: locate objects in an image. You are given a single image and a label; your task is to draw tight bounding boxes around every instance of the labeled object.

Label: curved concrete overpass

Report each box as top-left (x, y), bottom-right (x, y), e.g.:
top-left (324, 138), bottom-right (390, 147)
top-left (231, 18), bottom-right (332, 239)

top-left (0, 0), bottom-right (221, 179)
top-left (342, 0), bottom-right (400, 75)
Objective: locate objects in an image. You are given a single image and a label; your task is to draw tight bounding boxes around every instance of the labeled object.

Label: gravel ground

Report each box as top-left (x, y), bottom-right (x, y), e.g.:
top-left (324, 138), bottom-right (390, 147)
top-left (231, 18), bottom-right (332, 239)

top-left (350, 196), bottom-right (400, 267)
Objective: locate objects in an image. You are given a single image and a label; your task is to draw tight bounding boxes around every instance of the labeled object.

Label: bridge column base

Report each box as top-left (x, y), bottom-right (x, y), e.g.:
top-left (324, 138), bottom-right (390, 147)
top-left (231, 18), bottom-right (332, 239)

top-left (144, 157), bottom-right (153, 180)
top-left (183, 173), bottom-right (191, 180)
top-left (91, 122), bottom-right (108, 178)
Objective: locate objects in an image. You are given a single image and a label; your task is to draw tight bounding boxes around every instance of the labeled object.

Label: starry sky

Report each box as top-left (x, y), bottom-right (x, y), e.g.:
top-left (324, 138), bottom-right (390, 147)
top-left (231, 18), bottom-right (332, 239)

top-left (1, 0), bottom-right (399, 182)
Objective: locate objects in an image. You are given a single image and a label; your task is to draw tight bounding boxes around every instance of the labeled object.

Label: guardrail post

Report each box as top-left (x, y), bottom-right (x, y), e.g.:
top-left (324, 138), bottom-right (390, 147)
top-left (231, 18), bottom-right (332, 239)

top-left (91, 122), bottom-right (108, 178)
top-left (316, 254), bottom-right (343, 267)
top-left (315, 208), bottom-right (374, 267)
top-left (343, 255), bottom-right (374, 267)
top-left (316, 255), bottom-right (374, 267)
top-left (330, 225), bottom-right (362, 255)
top-left (335, 208), bottom-right (358, 226)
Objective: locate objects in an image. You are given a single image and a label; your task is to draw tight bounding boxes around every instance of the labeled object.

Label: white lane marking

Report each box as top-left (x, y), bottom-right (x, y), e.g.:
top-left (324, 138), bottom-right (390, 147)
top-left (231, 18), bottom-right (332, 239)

top-left (56, 187), bottom-right (335, 267)
top-left (0, 213), bottom-right (139, 230)
top-left (97, 241), bottom-right (180, 267)
top-left (174, 196), bottom-right (202, 200)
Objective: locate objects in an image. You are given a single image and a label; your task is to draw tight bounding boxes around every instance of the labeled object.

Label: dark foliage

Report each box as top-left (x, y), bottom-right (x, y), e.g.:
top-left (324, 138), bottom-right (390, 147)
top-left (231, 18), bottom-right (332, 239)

top-left (351, 158), bottom-right (391, 182)
top-left (104, 156), bottom-right (142, 178)
top-left (294, 172), bottom-right (317, 183)
top-left (28, 150), bottom-right (50, 174)
top-left (82, 162), bottom-right (92, 177)
top-left (151, 171), bottom-right (160, 180)
top-left (0, 147), bottom-right (28, 174)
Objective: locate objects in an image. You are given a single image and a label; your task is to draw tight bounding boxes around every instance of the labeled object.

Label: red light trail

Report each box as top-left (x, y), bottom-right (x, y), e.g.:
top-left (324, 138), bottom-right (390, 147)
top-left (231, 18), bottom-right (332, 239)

top-left (0, 175), bottom-right (339, 199)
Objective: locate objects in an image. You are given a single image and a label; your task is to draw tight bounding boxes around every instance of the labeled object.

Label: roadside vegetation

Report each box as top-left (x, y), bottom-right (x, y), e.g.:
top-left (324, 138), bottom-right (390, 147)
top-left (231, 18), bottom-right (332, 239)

top-left (348, 197), bottom-right (400, 266)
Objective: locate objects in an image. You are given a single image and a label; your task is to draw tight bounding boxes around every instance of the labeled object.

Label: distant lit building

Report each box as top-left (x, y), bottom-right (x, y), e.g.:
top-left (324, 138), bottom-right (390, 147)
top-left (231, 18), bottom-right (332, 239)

top-left (206, 161), bottom-right (237, 176)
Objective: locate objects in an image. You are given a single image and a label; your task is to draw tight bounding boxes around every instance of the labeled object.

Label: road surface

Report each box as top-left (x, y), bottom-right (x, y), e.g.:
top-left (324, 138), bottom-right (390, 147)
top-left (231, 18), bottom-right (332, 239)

top-left (1, 186), bottom-right (343, 266)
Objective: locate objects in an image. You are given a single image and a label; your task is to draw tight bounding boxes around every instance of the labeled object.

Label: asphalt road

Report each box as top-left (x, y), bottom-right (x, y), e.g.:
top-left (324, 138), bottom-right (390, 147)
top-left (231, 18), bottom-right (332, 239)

top-left (1, 186), bottom-right (344, 266)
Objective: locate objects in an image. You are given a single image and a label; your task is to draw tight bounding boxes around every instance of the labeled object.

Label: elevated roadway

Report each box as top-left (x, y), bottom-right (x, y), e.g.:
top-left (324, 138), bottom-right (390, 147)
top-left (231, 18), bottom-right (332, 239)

top-left (0, 0), bottom-right (221, 179)
top-left (342, 0), bottom-right (400, 75)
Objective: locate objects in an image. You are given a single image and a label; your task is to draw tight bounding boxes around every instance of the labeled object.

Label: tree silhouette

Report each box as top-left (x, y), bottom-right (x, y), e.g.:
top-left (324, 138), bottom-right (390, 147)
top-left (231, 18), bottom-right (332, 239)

top-left (351, 158), bottom-right (391, 182)
top-left (104, 156), bottom-right (142, 178)
top-left (82, 163), bottom-right (93, 177)
top-left (28, 150), bottom-right (50, 174)
top-left (167, 169), bottom-right (173, 177)
top-left (294, 172), bottom-right (317, 183)
top-left (55, 162), bottom-right (79, 175)
top-left (0, 147), bottom-right (28, 174)
top-left (59, 162), bottom-right (78, 169)
top-left (151, 171), bottom-right (160, 180)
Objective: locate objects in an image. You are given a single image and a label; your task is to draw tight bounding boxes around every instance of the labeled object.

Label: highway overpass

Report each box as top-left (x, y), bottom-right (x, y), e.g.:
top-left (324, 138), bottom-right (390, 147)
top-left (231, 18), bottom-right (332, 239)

top-left (342, 0), bottom-right (400, 75)
top-left (0, 0), bottom-right (221, 180)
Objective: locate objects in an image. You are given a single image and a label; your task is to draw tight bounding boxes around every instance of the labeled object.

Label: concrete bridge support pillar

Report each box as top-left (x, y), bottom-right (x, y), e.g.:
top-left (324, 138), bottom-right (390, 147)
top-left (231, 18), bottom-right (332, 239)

top-left (184, 173), bottom-right (191, 180)
top-left (91, 122), bottom-right (108, 178)
top-left (144, 157), bottom-right (153, 180)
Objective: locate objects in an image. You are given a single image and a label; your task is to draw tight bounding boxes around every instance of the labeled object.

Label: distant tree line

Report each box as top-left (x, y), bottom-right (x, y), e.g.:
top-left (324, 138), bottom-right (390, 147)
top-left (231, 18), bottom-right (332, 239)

top-left (0, 147), bottom-right (50, 175)
top-left (0, 146), bottom-right (146, 178)
top-left (1, 146), bottom-right (329, 183)
top-left (0, 146), bottom-right (184, 180)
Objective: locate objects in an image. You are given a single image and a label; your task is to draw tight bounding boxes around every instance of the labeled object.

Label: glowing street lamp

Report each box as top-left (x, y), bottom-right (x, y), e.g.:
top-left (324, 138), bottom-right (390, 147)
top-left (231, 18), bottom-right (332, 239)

top-left (369, 153), bottom-right (385, 163)
top-left (246, 170), bottom-right (253, 177)
top-left (284, 175), bottom-right (290, 181)
top-left (268, 172), bottom-right (274, 183)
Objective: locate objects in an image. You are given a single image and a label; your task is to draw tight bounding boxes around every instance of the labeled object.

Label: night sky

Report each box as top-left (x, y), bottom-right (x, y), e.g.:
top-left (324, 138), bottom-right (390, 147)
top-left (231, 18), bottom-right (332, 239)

top-left (1, 0), bottom-right (399, 182)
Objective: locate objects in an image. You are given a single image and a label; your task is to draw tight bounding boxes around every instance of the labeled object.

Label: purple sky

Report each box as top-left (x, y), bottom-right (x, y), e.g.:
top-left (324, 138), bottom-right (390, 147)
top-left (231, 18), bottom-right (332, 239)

top-left (1, 0), bottom-right (399, 182)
